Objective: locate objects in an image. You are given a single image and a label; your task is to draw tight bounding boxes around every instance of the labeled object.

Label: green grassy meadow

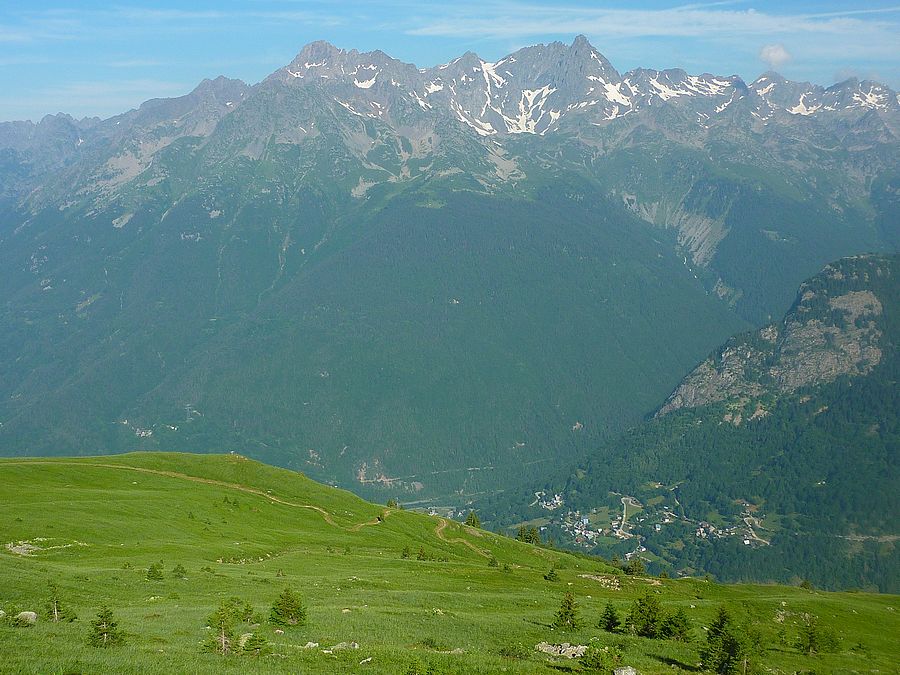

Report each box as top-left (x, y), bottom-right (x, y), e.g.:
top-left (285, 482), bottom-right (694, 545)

top-left (0, 453), bottom-right (897, 674)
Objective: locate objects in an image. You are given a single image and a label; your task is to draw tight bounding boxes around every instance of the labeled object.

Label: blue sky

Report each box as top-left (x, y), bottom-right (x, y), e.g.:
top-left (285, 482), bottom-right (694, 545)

top-left (2, 1), bottom-right (898, 122)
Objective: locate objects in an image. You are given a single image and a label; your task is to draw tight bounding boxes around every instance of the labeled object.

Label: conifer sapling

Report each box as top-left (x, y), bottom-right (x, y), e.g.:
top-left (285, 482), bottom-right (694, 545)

top-left (88, 606), bottom-right (124, 647)
top-left (269, 588), bottom-right (307, 627)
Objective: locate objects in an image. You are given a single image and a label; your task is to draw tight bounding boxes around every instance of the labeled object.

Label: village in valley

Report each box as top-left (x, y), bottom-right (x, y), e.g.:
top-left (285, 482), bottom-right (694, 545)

top-left (517, 482), bottom-right (772, 569)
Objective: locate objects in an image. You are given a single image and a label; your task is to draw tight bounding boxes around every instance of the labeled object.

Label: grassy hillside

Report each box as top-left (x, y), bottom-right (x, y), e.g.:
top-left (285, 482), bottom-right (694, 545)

top-left (1, 453), bottom-right (897, 674)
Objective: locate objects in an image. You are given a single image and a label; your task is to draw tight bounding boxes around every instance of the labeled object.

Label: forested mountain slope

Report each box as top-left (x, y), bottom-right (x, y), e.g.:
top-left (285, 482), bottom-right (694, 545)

top-left (485, 255), bottom-right (899, 591)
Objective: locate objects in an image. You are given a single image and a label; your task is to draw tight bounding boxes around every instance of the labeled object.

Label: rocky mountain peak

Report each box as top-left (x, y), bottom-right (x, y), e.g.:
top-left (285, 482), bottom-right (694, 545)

top-left (293, 39), bottom-right (345, 63)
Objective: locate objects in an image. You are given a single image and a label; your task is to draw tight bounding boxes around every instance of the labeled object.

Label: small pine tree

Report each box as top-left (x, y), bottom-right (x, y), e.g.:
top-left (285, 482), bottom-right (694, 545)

top-left (146, 562), bottom-right (164, 581)
top-left (797, 613), bottom-right (835, 655)
top-left (88, 606), bottom-right (124, 647)
top-left (624, 558), bottom-right (646, 576)
top-left (465, 511), bottom-right (480, 528)
top-left (627, 593), bottom-right (664, 638)
top-left (269, 588), bottom-right (306, 627)
top-left (600, 601), bottom-right (621, 633)
top-left (45, 582), bottom-right (76, 623)
top-left (387, 498), bottom-right (398, 508)
top-left (544, 566), bottom-right (559, 582)
top-left (204, 601), bottom-right (236, 655)
top-left (401, 546), bottom-right (411, 559)
top-left (701, 607), bottom-right (755, 675)
top-left (662, 607), bottom-right (692, 642)
top-left (488, 555), bottom-right (499, 568)
top-left (416, 546), bottom-right (427, 561)
top-left (171, 564), bottom-right (187, 579)
top-left (798, 614), bottom-right (820, 655)
top-left (526, 526), bottom-right (541, 544)
top-left (225, 597), bottom-right (255, 623)
top-left (241, 632), bottom-right (270, 657)
top-left (515, 525), bottom-right (527, 541)
top-left (553, 591), bottom-right (579, 631)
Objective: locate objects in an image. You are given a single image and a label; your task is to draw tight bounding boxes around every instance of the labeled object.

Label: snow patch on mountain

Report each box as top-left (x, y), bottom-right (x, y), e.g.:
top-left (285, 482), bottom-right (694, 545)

top-left (788, 94), bottom-right (821, 116)
top-left (853, 85), bottom-right (888, 109)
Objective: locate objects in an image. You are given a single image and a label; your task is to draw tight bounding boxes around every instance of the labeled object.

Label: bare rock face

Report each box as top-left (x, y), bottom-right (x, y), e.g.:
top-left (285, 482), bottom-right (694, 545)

top-left (659, 256), bottom-right (890, 418)
top-left (773, 289), bottom-right (882, 391)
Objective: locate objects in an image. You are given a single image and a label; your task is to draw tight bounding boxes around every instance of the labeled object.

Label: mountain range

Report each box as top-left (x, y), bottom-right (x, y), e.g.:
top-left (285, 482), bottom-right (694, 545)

top-left (0, 37), bottom-right (897, 509)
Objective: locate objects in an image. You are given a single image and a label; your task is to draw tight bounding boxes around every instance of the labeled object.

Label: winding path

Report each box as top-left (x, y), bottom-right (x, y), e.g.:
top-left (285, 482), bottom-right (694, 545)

top-left (434, 518), bottom-right (491, 558)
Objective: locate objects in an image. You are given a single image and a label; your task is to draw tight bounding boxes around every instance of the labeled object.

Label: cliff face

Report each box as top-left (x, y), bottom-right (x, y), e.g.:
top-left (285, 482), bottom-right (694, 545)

top-left (658, 255), bottom-right (891, 419)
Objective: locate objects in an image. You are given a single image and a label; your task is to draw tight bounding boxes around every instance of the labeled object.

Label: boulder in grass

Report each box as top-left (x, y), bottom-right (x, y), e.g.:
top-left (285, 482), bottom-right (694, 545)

top-left (14, 611), bottom-right (37, 626)
top-left (330, 641), bottom-right (359, 650)
top-left (614, 667), bottom-right (638, 675)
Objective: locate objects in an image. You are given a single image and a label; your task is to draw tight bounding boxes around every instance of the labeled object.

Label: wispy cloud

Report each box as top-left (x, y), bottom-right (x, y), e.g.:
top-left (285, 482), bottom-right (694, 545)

top-left (760, 44), bottom-right (791, 69)
top-left (403, 2), bottom-right (900, 43)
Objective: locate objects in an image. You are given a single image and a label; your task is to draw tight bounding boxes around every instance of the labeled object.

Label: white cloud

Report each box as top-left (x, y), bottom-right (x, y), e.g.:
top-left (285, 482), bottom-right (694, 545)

top-left (759, 44), bottom-right (791, 69)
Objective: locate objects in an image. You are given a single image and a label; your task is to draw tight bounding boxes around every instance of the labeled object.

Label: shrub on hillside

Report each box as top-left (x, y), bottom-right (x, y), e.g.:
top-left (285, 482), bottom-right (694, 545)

top-left (580, 640), bottom-right (623, 672)
top-left (269, 588), bottom-right (306, 627)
